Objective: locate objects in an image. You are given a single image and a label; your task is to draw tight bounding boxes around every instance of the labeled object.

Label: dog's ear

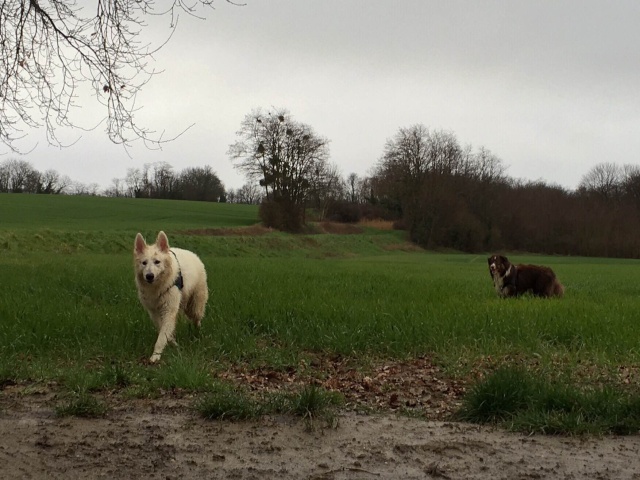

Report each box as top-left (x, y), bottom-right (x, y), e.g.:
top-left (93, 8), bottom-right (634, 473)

top-left (156, 231), bottom-right (170, 253)
top-left (500, 255), bottom-right (508, 264)
top-left (134, 233), bottom-right (146, 254)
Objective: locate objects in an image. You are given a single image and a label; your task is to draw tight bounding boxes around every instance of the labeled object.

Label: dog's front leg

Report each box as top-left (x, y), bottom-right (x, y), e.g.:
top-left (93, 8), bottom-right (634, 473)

top-left (502, 285), bottom-right (517, 297)
top-left (150, 312), bottom-right (178, 363)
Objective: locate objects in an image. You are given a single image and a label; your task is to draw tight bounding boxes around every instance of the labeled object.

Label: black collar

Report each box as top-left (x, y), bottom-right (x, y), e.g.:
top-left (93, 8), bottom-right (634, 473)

top-left (170, 250), bottom-right (184, 290)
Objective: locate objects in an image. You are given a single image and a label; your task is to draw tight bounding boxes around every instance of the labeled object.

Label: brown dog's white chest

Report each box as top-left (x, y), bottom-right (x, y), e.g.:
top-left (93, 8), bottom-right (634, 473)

top-left (491, 265), bottom-right (512, 297)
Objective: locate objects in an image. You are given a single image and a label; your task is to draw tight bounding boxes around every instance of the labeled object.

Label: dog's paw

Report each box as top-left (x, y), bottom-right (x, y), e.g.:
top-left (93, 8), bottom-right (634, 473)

top-left (149, 353), bottom-right (162, 363)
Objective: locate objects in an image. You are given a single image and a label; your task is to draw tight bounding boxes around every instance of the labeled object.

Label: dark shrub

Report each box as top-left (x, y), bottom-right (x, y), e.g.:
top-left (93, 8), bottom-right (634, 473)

top-left (325, 200), bottom-right (362, 223)
top-left (259, 199), bottom-right (304, 232)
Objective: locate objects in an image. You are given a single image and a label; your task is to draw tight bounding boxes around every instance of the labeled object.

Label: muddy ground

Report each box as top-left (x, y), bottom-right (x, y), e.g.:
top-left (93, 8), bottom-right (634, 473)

top-left (2, 391), bottom-right (640, 480)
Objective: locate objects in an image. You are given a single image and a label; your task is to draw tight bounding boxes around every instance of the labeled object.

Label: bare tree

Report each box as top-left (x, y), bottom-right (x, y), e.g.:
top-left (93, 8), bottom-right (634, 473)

top-left (467, 146), bottom-right (506, 183)
top-left (358, 175), bottom-right (375, 203)
top-left (374, 125), bottom-right (456, 212)
top-left (149, 161), bottom-right (176, 198)
top-left (68, 180), bottom-right (99, 196)
top-left (225, 188), bottom-right (236, 203)
top-left (104, 177), bottom-right (125, 197)
top-left (620, 164), bottom-right (640, 209)
top-left (308, 162), bottom-right (344, 219)
top-left (380, 124), bottom-right (432, 187)
top-left (428, 129), bottom-right (465, 176)
top-left (39, 168), bottom-right (70, 193)
top-left (1, 158), bottom-right (34, 192)
top-left (0, 163), bottom-right (9, 191)
top-left (0, 159), bottom-right (69, 193)
top-left (177, 165), bottom-right (224, 201)
top-left (229, 108), bottom-right (331, 202)
top-left (125, 167), bottom-right (144, 197)
top-left (229, 107), bottom-right (331, 230)
top-left (0, 1), bottom-right (239, 153)
top-left (235, 182), bottom-right (262, 204)
top-left (346, 172), bottom-right (359, 203)
top-left (578, 162), bottom-right (623, 200)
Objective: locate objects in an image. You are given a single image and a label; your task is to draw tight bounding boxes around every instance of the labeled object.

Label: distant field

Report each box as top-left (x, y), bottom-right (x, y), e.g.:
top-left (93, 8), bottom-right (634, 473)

top-left (2, 194), bottom-right (640, 432)
top-left (0, 193), bottom-right (259, 231)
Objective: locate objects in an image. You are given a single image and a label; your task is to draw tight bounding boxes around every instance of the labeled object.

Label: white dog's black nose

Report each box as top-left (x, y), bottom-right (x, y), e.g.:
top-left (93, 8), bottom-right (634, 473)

top-left (145, 273), bottom-right (155, 283)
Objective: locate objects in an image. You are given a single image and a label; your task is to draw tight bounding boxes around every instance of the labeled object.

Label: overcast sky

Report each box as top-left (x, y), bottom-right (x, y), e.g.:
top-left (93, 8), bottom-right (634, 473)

top-left (13, 0), bottom-right (640, 191)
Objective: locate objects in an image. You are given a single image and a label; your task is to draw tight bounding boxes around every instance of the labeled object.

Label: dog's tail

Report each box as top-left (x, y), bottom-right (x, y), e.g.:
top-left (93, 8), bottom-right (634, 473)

top-left (552, 280), bottom-right (565, 297)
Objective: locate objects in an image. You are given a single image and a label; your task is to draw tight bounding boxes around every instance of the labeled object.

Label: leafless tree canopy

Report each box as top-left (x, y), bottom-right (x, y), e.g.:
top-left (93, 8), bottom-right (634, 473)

top-left (377, 124), bottom-right (505, 187)
top-left (0, 158), bottom-right (70, 192)
top-left (226, 182), bottom-right (263, 204)
top-left (0, 0), bottom-right (233, 153)
top-left (117, 161), bottom-right (225, 200)
top-left (229, 107), bottom-right (331, 204)
top-left (228, 107), bottom-right (332, 230)
top-left (578, 162), bottom-right (623, 200)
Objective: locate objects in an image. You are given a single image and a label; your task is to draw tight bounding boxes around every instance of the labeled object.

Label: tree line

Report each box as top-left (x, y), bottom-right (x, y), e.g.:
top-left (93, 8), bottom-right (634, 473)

top-left (109, 163), bottom-right (225, 202)
top-left (3, 0), bottom-right (636, 257)
top-left (226, 108), bottom-right (640, 258)
top-left (6, 106), bottom-right (640, 258)
top-left (0, 159), bottom-right (73, 194)
top-left (365, 126), bottom-right (640, 259)
top-left (0, 157), bottom-right (264, 205)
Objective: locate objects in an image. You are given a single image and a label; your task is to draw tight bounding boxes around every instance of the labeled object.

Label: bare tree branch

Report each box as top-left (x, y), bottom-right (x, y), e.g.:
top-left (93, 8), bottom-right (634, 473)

top-left (0, 0), bottom-right (238, 153)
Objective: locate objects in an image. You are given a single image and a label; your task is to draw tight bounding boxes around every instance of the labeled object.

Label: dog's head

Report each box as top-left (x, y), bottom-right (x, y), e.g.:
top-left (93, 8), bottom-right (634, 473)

top-left (488, 254), bottom-right (511, 278)
top-left (134, 231), bottom-right (172, 285)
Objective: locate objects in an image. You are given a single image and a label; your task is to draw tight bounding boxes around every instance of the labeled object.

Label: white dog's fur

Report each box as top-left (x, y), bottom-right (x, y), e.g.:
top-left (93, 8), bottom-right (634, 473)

top-left (134, 231), bottom-right (208, 363)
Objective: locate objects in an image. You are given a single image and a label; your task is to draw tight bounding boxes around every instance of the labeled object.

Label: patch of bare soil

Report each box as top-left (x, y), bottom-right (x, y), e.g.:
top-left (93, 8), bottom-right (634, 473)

top-left (3, 354), bottom-right (640, 480)
top-left (182, 225), bottom-right (274, 236)
top-left (315, 222), bottom-right (364, 235)
top-left (183, 222), bottom-right (366, 236)
top-left (357, 219), bottom-right (396, 231)
top-left (2, 393), bottom-right (640, 480)
top-left (219, 355), bottom-right (466, 419)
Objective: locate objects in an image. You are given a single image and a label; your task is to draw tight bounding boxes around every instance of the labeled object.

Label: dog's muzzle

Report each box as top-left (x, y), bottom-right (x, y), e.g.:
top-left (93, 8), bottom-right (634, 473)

top-left (145, 273), bottom-right (155, 283)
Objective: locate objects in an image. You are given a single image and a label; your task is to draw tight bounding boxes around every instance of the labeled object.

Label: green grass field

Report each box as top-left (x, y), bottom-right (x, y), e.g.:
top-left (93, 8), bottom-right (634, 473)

top-left (0, 194), bottom-right (259, 231)
top-left (2, 193), bottom-right (640, 432)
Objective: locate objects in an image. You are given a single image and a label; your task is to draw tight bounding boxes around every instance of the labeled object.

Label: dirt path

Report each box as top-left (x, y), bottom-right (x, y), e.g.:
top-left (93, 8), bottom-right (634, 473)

top-left (3, 402), bottom-right (640, 480)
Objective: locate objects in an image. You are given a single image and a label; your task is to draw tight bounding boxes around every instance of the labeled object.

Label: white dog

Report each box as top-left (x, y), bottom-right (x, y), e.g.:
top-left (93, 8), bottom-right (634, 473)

top-left (134, 231), bottom-right (208, 363)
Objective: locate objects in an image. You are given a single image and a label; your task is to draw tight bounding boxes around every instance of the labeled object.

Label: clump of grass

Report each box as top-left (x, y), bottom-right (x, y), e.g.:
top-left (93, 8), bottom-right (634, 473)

top-left (196, 385), bottom-right (261, 420)
top-left (455, 366), bottom-right (537, 423)
top-left (276, 384), bottom-right (343, 428)
top-left (284, 384), bottom-right (343, 418)
top-left (59, 361), bottom-right (136, 393)
top-left (455, 366), bottom-right (640, 435)
top-left (0, 362), bottom-right (18, 389)
top-left (196, 383), bottom-right (342, 422)
top-left (105, 361), bottom-right (133, 388)
top-left (55, 393), bottom-right (107, 418)
top-left (151, 354), bottom-right (214, 392)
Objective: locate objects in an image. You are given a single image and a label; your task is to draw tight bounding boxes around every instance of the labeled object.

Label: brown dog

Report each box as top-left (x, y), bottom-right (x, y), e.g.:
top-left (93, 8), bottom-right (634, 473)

top-left (488, 254), bottom-right (564, 298)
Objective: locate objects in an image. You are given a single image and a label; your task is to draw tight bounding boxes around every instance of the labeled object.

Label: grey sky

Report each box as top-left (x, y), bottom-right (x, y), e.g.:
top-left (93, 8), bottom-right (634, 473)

top-left (18, 1), bottom-right (640, 191)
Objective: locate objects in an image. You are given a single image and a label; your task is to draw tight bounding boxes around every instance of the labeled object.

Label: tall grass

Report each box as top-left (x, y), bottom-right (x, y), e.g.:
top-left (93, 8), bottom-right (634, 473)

top-left (3, 244), bottom-right (640, 380)
top-left (455, 366), bottom-right (640, 435)
top-left (195, 383), bottom-right (342, 421)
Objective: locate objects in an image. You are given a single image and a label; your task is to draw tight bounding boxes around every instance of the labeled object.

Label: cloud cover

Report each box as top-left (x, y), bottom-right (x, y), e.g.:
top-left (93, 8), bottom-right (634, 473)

top-left (15, 0), bottom-right (640, 191)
